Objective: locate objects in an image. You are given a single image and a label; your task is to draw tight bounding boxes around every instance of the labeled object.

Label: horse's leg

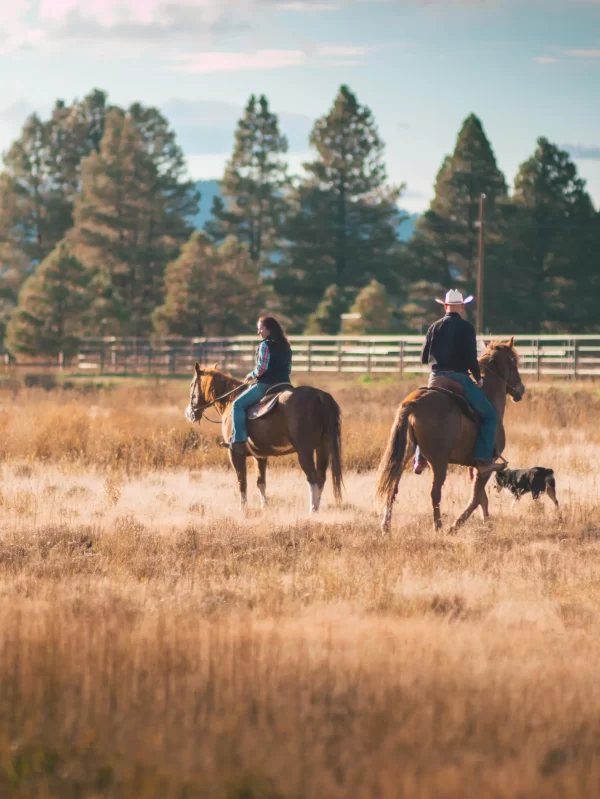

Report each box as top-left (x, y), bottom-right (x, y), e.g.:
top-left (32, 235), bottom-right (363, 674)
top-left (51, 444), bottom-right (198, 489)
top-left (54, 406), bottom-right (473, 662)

top-left (229, 451), bottom-right (248, 510)
top-left (449, 471), bottom-right (488, 532)
top-left (255, 457), bottom-right (268, 509)
top-left (295, 444), bottom-right (320, 514)
top-left (313, 440), bottom-right (330, 511)
top-left (430, 461), bottom-right (448, 531)
top-left (477, 471), bottom-right (492, 521)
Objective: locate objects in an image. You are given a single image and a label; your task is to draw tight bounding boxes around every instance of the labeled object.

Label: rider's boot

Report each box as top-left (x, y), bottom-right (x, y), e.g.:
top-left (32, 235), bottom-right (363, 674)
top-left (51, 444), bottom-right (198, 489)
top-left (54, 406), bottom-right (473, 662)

top-left (220, 440), bottom-right (247, 455)
top-left (474, 458), bottom-right (506, 475)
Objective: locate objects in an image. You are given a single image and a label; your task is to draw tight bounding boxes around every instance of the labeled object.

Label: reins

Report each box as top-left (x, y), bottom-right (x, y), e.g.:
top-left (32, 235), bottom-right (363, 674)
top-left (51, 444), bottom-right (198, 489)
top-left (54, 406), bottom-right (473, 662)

top-left (482, 363), bottom-right (520, 394)
top-left (194, 379), bottom-right (252, 424)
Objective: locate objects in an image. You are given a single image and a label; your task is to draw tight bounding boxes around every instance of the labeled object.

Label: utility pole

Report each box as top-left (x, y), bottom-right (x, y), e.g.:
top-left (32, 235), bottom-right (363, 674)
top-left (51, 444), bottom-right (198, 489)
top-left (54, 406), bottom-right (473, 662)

top-left (476, 193), bottom-right (486, 336)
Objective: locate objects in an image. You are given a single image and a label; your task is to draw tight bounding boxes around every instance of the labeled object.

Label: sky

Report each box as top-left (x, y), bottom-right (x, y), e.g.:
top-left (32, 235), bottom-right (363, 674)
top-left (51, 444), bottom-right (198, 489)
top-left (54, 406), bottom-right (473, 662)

top-left (1, 0), bottom-right (599, 213)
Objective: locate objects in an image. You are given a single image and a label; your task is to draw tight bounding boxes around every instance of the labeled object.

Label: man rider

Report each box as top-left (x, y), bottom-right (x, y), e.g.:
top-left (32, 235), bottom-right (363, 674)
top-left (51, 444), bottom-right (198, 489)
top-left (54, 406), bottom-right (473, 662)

top-left (414, 289), bottom-right (505, 476)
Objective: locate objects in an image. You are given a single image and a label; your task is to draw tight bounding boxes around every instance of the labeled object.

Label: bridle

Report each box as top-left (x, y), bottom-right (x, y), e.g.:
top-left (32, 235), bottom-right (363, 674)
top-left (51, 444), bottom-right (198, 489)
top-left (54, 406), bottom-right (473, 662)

top-left (189, 380), bottom-right (251, 424)
top-left (482, 362), bottom-right (524, 398)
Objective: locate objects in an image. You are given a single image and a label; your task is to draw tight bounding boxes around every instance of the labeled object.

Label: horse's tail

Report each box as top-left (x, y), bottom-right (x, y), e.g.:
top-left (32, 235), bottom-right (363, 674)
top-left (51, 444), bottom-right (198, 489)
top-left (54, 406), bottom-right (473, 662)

top-left (320, 392), bottom-right (343, 503)
top-left (376, 402), bottom-right (414, 509)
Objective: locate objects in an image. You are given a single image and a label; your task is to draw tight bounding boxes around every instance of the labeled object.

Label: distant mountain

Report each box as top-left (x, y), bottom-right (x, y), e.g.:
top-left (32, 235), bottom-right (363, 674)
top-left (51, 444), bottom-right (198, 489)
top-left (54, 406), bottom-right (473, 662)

top-left (190, 180), bottom-right (419, 241)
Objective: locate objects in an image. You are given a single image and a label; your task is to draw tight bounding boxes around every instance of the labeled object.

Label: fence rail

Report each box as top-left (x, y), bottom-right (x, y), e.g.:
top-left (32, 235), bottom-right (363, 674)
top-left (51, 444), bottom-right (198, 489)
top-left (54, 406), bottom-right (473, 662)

top-left (2, 335), bottom-right (600, 379)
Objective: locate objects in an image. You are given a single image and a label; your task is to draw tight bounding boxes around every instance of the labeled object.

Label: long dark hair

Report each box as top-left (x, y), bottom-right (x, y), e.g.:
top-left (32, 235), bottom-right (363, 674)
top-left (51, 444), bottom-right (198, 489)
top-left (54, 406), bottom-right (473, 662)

top-left (260, 316), bottom-right (292, 358)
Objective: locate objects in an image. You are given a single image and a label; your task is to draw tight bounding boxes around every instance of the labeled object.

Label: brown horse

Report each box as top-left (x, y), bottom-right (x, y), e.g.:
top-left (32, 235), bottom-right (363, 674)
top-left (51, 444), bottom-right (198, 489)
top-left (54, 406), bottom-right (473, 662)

top-left (185, 364), bottom-right (343, 512)
top-left (376, 338), bottom-right (525, 533)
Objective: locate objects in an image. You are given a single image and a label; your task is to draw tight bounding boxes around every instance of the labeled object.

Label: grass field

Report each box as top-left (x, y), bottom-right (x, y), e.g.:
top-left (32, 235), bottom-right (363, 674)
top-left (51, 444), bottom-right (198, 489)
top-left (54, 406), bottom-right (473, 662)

top-left (1, 372), bottom-right (600, 798)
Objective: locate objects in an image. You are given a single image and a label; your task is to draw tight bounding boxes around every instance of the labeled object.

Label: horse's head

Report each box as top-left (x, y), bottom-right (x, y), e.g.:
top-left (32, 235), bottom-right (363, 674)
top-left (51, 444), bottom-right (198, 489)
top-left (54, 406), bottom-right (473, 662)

top-left (481, 336), bottom-right (525, 402)
top-left (185, 362), bottom-right (218, 423)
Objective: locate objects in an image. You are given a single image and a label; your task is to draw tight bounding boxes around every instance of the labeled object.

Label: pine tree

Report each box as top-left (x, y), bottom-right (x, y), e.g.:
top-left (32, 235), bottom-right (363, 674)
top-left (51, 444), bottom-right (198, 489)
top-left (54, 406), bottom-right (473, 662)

top-left (505, 138), bottom-right (599, 331)
top-left (0, 90), bottom-right (110, 342)
top-left (406, 115), bottom-right (507, 325)
top-left (153, 232), bottom-right (264, 337)
top-left (71, 108), bottom-right (197, 336)
top-left (0, 173), bottom-right (33, 342)
top-left (0, 91), bottom-right (198, 343)
top-left (206, 95), bottom-right (289, 263)
top-left (344, 280), bottom-right (395, 334)
top-left (128, 103), bottom-right (199, 240)
top-left (304, 284), bottom-right (349, 334)
top-left (275, 85), bottom-right (403, 330)
top-left (5, 241), bottom-right (90, 356)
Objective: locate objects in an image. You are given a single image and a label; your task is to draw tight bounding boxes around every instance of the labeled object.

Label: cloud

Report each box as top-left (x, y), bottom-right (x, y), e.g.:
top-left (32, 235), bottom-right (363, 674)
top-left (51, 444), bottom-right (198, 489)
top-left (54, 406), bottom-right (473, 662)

top-left (562, 144), bottom-right (600, 160)
top-left (170, 44), bottom-right (371, 72)
top-left (566, 49), bottom-right (600, 58)
top-left (0, 0), bottom-right (347, 51)
top-left (533, 56), bottom-right (556, 63)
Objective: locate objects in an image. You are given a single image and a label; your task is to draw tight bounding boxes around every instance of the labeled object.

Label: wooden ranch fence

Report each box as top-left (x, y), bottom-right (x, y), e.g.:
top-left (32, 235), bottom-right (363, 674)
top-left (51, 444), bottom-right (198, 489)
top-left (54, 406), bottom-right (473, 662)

top-left (3, 335), bottom-right (600, 380)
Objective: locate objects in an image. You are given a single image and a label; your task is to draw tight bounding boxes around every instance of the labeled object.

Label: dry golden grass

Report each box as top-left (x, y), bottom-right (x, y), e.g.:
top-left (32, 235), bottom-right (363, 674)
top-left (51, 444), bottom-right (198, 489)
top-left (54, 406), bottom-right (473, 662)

top-left (1, 373), bottom-right (600, 797)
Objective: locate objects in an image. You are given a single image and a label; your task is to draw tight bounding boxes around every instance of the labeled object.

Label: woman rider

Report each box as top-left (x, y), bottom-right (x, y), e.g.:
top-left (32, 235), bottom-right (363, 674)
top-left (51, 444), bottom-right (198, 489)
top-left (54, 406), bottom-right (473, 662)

top-left (221, 316), bottom-right (292, 454)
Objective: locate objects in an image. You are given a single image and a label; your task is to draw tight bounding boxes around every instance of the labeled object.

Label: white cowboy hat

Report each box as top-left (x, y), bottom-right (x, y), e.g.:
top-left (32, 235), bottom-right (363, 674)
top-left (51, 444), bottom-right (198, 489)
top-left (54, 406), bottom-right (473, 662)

top-left (435, 289), bottom-right (474, 306)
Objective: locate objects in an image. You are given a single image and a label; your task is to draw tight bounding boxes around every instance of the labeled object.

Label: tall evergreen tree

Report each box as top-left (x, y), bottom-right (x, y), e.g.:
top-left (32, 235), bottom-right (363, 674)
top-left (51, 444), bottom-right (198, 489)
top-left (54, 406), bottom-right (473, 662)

top-left (206, 95), bottom-right (289, 263)
top-left (504, 138), bottom-right (599, 331)
top-left (0, 90), bottom-right (110, 340)
top-left (0, 173), bottom-right (32, 341)
top-left (0, 91), bottom-right (110, 266)
top-left (345, 280), bottom-right (395, 334)
top-left (5, 241), bottom-right (90, 357)
top-left (274, 85), bottom-right (403, 330)
top-left (153, 232), bottom-right (264, 337)
top-left (71, 108), bottom-right (197, 336)
top-left (406, 114), bottom-right (507, 326)
top-left (304, 284), bottom-right (349, 335)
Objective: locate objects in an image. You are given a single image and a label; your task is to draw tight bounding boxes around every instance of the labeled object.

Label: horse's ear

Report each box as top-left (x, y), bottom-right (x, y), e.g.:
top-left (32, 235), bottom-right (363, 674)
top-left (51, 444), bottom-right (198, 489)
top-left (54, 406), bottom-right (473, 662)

top-left (194, 362), bottom-right (203, 377)
top-left (508, 336), bottom-right (515, 348)
top-left (483, 339), bottom-right (491, 349)
top-left (213, 362), bottom-right (218, 369)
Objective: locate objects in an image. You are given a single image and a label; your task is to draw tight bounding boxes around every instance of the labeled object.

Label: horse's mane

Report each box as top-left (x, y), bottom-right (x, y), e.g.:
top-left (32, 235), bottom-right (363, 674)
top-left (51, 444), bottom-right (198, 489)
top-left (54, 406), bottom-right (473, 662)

top-left (479, 340), bottom-right (519, 367)
top-left (200, 368), bottom-right (243, 410)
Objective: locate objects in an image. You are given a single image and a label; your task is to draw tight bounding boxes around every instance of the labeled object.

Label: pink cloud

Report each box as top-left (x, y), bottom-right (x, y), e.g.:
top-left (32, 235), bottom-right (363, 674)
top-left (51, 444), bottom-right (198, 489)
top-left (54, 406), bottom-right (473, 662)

top-left (533, 56), bottom-right (556, 63)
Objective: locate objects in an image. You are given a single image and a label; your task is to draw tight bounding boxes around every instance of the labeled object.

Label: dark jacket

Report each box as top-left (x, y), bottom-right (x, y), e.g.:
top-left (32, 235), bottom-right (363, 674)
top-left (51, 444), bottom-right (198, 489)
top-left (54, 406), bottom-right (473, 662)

top-left (421, 312), bottom-right (481, 382)
top-left (257, 338), bottom-right (292, 385)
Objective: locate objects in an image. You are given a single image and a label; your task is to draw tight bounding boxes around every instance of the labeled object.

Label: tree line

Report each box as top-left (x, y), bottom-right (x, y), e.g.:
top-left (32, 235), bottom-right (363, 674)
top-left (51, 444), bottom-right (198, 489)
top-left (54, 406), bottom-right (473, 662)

top-left (1, 86), bottom-right (599, 357)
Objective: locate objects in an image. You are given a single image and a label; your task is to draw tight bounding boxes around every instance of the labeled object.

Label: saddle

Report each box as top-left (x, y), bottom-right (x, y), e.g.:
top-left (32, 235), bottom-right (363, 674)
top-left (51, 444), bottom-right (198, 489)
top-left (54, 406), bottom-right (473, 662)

top-left (247, 383), bottom-right (294, 420)
top-left (420, 375), bottom-right (478, 423)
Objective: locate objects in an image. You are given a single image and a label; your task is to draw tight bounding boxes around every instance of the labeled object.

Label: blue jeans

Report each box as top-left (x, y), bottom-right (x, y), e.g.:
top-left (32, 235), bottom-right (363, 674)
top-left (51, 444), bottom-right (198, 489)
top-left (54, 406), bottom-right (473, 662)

top-left (415, 371), bottom-right (498, 462)
top-left (231, 383), bottom-right (270, 443)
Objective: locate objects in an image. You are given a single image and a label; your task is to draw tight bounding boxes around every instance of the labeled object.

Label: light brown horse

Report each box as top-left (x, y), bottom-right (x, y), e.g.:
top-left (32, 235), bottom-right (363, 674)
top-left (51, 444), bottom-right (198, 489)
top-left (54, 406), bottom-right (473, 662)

top-left (376, 339), bottom-right (525, 533)
top-left (185, 364), bottom-right (343, 512)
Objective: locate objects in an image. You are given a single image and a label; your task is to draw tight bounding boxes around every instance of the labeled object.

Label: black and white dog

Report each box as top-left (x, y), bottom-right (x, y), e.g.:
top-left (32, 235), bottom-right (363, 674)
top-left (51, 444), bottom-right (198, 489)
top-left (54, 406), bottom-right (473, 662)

top-left (494, 467), bottom-right (559, 507)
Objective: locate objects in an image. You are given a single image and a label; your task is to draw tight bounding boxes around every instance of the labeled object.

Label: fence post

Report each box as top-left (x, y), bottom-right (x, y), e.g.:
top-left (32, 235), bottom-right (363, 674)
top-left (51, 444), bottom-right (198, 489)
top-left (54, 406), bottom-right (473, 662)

top-left (337, 340), bottom-right (343, 373)
top-left (536, 339), bottom-right (541, 381)
top-left (399, 341), bottom-right (404, 379)
top-left (367, 341), bottom-right (372, 374)
top-left (168, 347), bottom-right (175, 376)
top-left (307, 341), bottom-right (312, 373)
top-left (573, 339), bottom-right (578, 381)
top-left (58, 351), bottom-right (64, 372)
